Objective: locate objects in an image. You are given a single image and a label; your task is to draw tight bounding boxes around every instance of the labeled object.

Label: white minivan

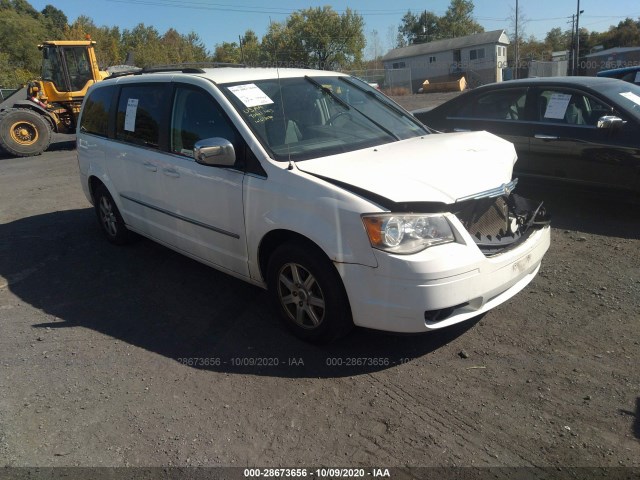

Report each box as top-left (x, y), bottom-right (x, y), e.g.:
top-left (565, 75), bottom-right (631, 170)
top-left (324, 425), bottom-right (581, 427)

top-left (77, 67), bottom-right (550, 342)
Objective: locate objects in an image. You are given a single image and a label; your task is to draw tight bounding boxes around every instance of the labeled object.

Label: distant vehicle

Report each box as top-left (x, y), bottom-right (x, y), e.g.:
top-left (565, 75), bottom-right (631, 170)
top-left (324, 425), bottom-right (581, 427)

top-left (413, 77), bottom-right (640, 195)
top-left (0, 40), bottom-right (110, 157)
top-left (596, 66), bottom-right (640, 85)
top-left (0, 89), bottom-right (18, 101)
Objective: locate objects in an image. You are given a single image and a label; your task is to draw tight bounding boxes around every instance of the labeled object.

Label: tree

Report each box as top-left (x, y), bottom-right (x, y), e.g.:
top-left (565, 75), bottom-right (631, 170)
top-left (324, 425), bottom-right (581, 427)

top-left (397, 10), bottom-right (442, 46)
top-left (545, 27), bottom-right (570, 52)
top-left (439, 0), bottom-right (484, 38)
top-left (284, 6), bottom-right (365, 69)
top-left (65, 16), bottom-right (122, 67)
top-left (238, 30), bottom-right (262, 65)
top-left (0, 2), bottom-right (49, 84)
top-left (213, 41), bottom-right (242, 64)
top-left (120, 24), bottom-right (164, 67)
top-left (397, 1), bottom-right (483, 46)
top-left (160, 29), bottom-right (208, 64)
top-left (41, 4), bottom-right (67, 37)
top-left (11, 0), bottom-right (39, 19)
top-left (260, 21), bottom-right (292, 65)
top-left (600, 18), bottom-right (640, 48)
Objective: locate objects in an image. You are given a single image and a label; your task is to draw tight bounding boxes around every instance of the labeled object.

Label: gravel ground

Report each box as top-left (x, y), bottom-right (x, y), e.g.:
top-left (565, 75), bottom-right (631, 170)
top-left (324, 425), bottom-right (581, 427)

top-left (0, 93), bottom-right (638, 477)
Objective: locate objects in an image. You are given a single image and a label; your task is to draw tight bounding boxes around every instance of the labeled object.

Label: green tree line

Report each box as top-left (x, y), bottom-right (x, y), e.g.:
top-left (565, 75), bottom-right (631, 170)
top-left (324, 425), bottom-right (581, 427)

top-left (0, 0), bottom-right (365, 87)
top-left (515, 18), bottom-right (640, 64)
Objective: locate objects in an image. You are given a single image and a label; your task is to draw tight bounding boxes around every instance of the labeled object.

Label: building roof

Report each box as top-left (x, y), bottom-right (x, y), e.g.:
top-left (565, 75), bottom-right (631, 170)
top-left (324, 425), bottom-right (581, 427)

top-left (382, 30), bottom-right (509, 62)
top-left (585, 46), bottom-right (640, 58)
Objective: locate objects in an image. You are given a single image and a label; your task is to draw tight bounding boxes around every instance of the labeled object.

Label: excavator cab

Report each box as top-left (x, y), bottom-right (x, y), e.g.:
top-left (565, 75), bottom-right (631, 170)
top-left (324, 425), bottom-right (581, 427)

top-left (38, 41), bottom-right (106, 100)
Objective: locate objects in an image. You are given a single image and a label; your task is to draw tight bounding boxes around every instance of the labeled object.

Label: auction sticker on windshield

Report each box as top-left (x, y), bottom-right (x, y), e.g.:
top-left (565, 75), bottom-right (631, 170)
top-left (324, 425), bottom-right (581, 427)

top-left (228, 84), bottom-right (274, 108)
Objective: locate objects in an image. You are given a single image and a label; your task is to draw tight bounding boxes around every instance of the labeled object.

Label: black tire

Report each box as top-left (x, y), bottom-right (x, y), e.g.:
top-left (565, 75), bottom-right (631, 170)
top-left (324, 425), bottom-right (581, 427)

top-left (267, 242), bottom-right (353, 343)
top-left (93, 184), bottom-right (132, 245)
top-left (0, 108), bottom-right (52, 157)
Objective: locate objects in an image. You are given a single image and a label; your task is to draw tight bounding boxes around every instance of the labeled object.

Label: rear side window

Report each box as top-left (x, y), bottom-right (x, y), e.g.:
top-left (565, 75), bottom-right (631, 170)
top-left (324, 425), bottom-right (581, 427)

top-left (116, 84), bottom-right (167, 149)
top-left (456, 89), bottom-right (527, 120)
top-left (80, 85), bottom-right (116, 137)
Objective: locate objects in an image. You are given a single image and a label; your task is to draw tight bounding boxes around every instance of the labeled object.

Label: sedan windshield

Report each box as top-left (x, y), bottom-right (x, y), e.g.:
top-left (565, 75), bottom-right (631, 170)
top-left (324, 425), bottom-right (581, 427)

top-left (602, 81), bottom-right (640, 122)
top-left (221, 76), bottom-right (427, 161)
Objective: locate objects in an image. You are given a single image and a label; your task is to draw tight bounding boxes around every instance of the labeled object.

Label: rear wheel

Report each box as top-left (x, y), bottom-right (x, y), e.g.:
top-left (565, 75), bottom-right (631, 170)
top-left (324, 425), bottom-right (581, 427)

top-left (267, 242), bottom-right (353, 343)
top-left (0, 108), bottom-right (52, 157)
top-left (93, 184), bottom-right (132, 245)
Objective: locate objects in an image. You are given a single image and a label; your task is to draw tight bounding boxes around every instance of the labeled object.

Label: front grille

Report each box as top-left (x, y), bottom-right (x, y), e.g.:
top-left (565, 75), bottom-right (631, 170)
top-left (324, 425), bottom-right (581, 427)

top-left (456, 196), bottom-right (511, 241)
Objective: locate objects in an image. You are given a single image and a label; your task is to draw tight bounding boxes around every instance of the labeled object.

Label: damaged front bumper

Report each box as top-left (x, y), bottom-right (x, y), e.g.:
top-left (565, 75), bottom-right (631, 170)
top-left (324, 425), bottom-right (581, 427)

top-left (338, 187), bottom-right (551, 333)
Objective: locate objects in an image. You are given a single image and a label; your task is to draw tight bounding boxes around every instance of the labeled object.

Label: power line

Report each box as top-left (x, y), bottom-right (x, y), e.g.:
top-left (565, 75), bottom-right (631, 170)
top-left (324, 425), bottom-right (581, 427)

top-left (104, 0), bottom-right (422, 16)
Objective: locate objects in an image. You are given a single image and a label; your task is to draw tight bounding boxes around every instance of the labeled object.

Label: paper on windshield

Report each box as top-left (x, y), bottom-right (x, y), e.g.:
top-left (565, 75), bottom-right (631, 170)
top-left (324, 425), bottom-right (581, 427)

top-left (228, 84), bottom-right (274, 108)
top-left (620, 91), bottom-right (640, 106)
top-left (544, 93), bottom-right (571, 119)
top-left (635, 71), bottom-right (640, 83)
top-left (124, 98), bottom-right (138, 132)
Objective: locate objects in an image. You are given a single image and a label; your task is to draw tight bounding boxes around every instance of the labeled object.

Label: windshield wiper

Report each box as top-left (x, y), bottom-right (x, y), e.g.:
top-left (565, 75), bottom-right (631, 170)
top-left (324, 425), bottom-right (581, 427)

top-left (339, 77), bottom-right (429, 134)
top-left (304, 75), bottom-right (350, 110)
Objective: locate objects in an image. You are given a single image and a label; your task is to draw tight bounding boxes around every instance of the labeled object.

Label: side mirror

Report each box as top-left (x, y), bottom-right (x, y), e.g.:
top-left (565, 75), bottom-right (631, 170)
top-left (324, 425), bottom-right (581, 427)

top-left (597, 115), bottom-right (625, 130)
top-left (194, 138), bottom-right (235, 167)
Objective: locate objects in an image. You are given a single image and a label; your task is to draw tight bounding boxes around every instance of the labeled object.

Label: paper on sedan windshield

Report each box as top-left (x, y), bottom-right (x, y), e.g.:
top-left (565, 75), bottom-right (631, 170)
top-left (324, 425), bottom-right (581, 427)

top-left (228, 84), bottom-right (274, 108)
top-left (620, 91), bottom-right (640, 106)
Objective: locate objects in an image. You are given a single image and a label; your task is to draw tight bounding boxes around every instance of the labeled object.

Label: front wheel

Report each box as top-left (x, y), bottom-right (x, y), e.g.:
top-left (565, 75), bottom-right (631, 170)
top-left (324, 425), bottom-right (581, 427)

top-left (267, 242), bottom-right (353, 343)
top-left (0, 108), bottom-right (52, 157)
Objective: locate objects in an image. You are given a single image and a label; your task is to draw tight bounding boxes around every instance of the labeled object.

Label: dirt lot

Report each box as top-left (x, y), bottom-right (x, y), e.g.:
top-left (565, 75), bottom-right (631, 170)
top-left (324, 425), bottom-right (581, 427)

top-left (0, 92), bottom-right (638, 476)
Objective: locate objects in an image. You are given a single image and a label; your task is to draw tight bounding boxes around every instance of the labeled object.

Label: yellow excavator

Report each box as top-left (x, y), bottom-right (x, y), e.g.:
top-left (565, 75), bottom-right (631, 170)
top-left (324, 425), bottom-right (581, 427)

top-left (0, 40), bottom-right (109, 157)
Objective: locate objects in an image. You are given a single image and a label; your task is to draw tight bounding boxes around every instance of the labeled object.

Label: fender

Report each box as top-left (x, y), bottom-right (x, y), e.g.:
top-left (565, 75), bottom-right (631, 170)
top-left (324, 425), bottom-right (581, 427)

top-left (7, 100), bottom-right (60, 132)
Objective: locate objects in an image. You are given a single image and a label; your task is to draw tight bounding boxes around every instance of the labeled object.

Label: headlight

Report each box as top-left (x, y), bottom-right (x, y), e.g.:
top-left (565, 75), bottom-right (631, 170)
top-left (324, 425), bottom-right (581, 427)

top-left (362, 213), bottom-right (455, 254)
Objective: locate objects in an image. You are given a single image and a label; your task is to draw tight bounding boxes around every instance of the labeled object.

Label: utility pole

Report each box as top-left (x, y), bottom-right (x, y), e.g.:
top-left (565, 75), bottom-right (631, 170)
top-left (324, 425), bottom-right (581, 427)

top-left (575, 0), bottom-right (582, 75)
top-left (238, 35), bottom-right (245, 63)
top-left (569, 14), bottom-right (576, 75)
top-left (514, 0), bottom-right (519, 79)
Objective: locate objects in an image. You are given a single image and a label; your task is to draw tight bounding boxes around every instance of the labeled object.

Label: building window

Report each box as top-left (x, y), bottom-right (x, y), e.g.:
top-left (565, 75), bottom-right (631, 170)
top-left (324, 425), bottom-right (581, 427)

top-left (429, 56), bottom-right (436, 64)
top-left (392, 62), bottom-right (406, 69)
top-left (469, 48), bottom-right (486, 61)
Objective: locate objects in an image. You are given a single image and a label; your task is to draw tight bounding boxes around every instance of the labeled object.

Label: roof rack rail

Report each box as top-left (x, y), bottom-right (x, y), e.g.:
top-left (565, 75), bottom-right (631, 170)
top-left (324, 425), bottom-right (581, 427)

top-left (144, 62), bottom-right (246, 72)
top-left (107, 62), bottom-right (246, 78)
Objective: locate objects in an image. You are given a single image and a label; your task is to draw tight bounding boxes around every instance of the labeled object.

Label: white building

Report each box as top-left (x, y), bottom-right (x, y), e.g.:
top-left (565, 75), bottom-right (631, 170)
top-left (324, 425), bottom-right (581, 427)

top-left (382, 30), bottom-right (510, 91)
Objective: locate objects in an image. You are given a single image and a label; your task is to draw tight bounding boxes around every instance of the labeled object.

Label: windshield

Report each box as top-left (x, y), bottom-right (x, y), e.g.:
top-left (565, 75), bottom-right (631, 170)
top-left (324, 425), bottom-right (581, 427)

top-left (602, 81), bottom-right (640, 122)
top-left (221, 76), bottom-right (427, 161)
top-left (41, 46), bottom-right (68, 92)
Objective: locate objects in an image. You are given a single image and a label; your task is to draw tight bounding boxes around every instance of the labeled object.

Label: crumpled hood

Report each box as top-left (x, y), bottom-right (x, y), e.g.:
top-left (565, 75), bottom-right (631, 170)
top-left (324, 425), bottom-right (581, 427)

top-left (296, 131), bottom-right (517, 204)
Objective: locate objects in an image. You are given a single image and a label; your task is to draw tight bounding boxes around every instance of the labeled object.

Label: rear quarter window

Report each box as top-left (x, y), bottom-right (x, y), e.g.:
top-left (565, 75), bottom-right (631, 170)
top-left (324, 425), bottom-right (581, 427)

top-left (80, 85), bottom-right (116, 137)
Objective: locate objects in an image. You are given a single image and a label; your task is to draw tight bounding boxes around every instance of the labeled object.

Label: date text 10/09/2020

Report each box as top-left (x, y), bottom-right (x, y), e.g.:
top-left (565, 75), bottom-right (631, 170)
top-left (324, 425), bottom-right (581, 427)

top-left (176, 357), bottom-right (412, 367)
top-left (244, 468), bottom-right (391, 478)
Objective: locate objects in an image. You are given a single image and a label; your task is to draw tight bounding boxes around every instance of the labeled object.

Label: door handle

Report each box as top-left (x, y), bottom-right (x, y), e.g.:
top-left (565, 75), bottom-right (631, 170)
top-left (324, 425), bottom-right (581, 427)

top-left (534, 134), bottom-right (558, 140)
top-left (143, 162), bottom-right (157, 172)
top-left (162, 168), bottom-right (180, 178)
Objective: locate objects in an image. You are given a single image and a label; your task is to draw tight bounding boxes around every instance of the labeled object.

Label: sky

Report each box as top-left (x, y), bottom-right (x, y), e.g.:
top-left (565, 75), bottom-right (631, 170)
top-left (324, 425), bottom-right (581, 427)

top-left (28, 0), bottom-right (640, 57)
